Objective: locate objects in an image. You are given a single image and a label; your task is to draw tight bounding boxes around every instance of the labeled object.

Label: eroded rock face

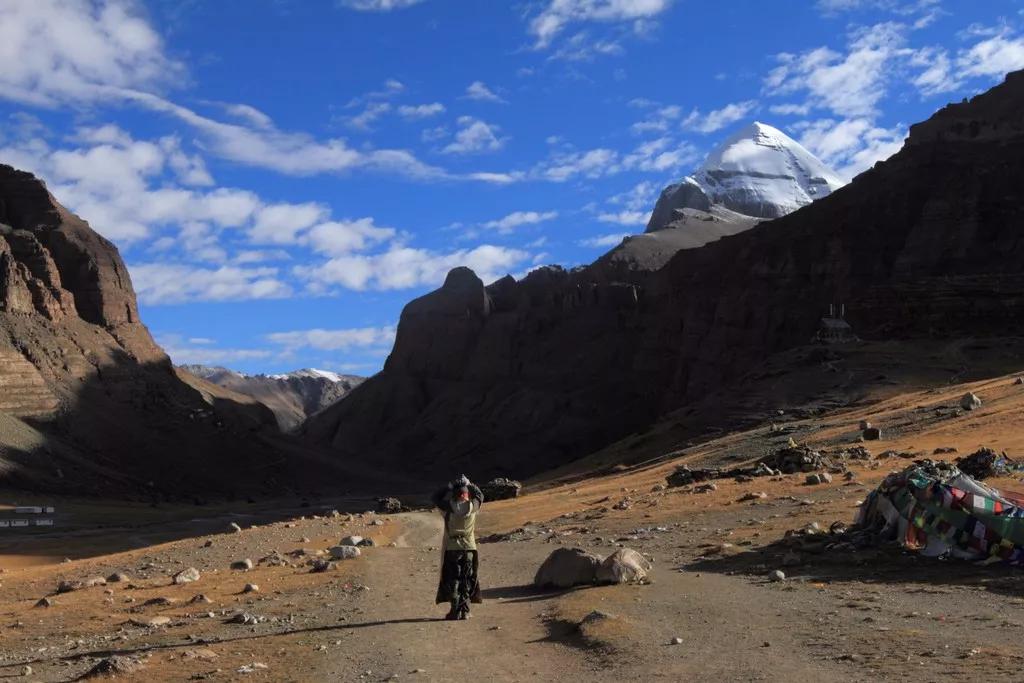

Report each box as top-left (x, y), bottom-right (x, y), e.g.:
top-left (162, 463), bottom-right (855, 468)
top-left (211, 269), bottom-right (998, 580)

top-left (307, 71), bottom-right (1024, 480)
top-left (0, 165), bottom-right (325, 498)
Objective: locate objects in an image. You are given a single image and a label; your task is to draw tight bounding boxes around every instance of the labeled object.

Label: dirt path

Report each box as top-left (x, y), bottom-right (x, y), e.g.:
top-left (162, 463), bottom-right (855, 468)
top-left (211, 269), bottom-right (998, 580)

top-left (310, 512), bottom-right (854, 682)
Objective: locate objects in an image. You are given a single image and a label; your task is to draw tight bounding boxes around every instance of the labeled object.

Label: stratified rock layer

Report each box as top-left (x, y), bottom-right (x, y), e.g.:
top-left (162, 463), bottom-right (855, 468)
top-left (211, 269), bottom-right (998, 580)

top-left (307, 71), bottom-right (1024, 479)
top-left (0, 164), bottom-right (341, 497)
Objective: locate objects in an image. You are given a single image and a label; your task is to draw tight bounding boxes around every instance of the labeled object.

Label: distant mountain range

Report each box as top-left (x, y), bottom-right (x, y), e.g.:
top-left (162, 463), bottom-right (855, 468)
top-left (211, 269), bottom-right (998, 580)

top-left (179, 365), bottom-right (365, 432)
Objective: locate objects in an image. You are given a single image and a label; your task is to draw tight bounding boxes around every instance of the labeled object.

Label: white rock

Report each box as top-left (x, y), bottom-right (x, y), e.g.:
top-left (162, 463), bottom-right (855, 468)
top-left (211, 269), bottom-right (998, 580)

top-left (329, 546), bottom-right (361, 560)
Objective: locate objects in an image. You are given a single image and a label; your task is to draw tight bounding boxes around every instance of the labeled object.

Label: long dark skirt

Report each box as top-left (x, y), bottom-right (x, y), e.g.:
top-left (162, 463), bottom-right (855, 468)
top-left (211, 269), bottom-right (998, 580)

top-left (435, 549), bottom-right (482, 606)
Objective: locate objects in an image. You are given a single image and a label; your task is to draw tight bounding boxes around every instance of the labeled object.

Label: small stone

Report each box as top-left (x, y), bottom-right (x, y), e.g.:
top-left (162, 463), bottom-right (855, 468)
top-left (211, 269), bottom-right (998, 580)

top-left (190, 594), bottom-right (212, 604)
top-left (357, 538), bottom-right (376, 547)
top-left (229, 522), bottom-right (242, 533)
top-left (819, 472), bottom-right (833, 484)
top-left (1014, 377), bottom-right (1023, 386)
top-left (339, 535), bottom-right (364, 547)
top-left (130, 616), bottom-right (171, 627)
top-left (960, 392), bottom-right (982, 411)
top-left (230, 559), bottom-right (254, 571)
top-left (242, 583), bottom-right (259, 594)
top-left (859, 420), bottom-right (871, 430)
top-left (309, 559), bottom-right (334, 573)
top-left (107, 572), bottom-right (130, 583)
top-left (805, 473), bottom-right (822, 485)
top-left (227, 611), bottom-right (260, 625)
top-left (143, 596), bottom-right (175, 606)
top-left (35, 597), bottom-right (53, 608)
top-left (21, 665), bottom-right (32, 676)
top-left (670, 637), bottom-right (683, 645)
top-left (738, 492), bottom-right (768, 502)
top-left (84, 576), bottom-right (108, 587)
top-left (768, 570), bottom-right (786, 582)
top-left (173, 567), bottom-right (201, 584)
top-left (862, 427), bottom-right (882, 441)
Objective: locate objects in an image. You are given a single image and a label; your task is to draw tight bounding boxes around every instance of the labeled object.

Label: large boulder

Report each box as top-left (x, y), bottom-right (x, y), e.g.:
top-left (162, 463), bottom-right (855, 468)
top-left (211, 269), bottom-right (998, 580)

top-left (480, 478), bottom-right (522, 501)
top-left (534, 548), bottom-right (601, 588)
top-left (596, 548), bottom-right (652, 585)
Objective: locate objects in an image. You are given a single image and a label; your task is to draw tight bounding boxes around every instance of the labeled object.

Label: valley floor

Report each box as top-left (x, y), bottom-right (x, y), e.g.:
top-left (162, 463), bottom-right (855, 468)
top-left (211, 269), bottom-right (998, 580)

top-left (2, 368), bottom-right (1024, 681)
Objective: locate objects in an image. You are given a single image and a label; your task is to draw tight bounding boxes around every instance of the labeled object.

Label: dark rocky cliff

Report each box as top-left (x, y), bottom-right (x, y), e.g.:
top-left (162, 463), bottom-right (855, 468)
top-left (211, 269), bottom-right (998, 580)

top-left (0, 165), bottom-right (340, 498)
top-left (307, 71), bottom-right (1024, 479)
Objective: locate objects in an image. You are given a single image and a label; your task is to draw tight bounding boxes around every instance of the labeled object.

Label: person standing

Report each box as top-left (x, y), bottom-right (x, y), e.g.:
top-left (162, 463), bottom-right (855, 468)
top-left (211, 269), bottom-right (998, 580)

top-left (432, 475), bottom-right (483, 620)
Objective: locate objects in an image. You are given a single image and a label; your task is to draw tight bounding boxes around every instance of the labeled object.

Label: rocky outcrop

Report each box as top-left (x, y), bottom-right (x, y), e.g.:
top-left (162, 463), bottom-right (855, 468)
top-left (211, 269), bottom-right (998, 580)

top-left (0, 164), bottom-right (349, 498)
top-left (306, 71), bottom-right (1024, 480)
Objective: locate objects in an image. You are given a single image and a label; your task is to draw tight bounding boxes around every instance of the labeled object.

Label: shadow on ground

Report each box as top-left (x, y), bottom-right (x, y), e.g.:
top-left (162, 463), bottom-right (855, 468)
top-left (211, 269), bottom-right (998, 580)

top-left (684, 532), bottom-right (1024, 599)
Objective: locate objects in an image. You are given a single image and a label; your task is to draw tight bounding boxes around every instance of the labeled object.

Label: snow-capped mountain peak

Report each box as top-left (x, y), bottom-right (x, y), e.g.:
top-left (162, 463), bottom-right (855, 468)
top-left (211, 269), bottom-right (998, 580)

top-left (647, 121), bottom-right (845, 232)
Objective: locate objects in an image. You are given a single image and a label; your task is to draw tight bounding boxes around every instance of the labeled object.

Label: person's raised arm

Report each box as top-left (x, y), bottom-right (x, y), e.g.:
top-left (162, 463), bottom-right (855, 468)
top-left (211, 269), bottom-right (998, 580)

top-left (431, 484), bottom-right (452, 511)
top-left (468, 482), bottom-right (484, 505)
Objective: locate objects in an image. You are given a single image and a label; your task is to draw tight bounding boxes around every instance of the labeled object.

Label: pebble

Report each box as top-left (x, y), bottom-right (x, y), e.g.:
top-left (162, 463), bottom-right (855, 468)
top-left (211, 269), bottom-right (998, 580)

top-left (173, 567), bottom-right (201, 584)
top-left (243, 583), bottom-right (259, 594)
top-left (229, 522), bottom-right (242, 533)
top-left (231, 559), bottom-right (254, 571)
top-left (768, 570), bottom-right (786, 582)
top-left (670, 637), bottom-right (683, 645)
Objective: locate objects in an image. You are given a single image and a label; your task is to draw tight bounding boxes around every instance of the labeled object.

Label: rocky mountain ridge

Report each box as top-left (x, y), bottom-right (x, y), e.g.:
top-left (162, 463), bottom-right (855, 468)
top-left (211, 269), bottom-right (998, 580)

top-left (180, 365), bottom-right (364, 431)
top-left (305, 70), bottom-right (1024, 480)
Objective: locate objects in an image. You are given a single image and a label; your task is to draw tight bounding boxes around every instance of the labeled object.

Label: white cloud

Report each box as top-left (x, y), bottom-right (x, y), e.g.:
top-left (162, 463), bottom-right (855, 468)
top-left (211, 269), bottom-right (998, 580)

top-left (157, 334), bottom-right (274, 366)
top-left (306, 218), bottom-right (396, 256)
top-left (681, 100), bottom-right (757, 133)
top-left (397, 102), bottom-right (445, 119)
top-left (248, 202), bottom-right (327, 245)
top-left (540, 147), bottom-right (617, 181)
top-left (532, 137), bottom-right (697, 182)
top-left (336, 0), bottom-right (424, 10)
top-left (296, 245), bottom-right (530, 291)
top-left (464, 81), bottom-right (505, 103)
top-left (442, 117), bottom-right (506, 154)
top-left (958, 33), bottom-right (1024, 80)
top-left (630, 104), bottom-right (682, 134)
top-left (266, 326), bottom-right (397, 351)
top-left (597, 210), bottom-right (650, 225)
top-left (482, 210), bottom-right (558, 234)
top-left (346, 101), bottom-right (392, 130)
top-left (528, 0), bottom-right (673, 49)
top-left (131, 263), bottom-right (293, 304)
top-left (794, 117), bottom-right (905, 179)
top-left (0, 0), bottom-right (184, 107)
top-left (579, 233), bottom-right (628, 248)
top-left (764, 22), bottom-right (908, 118)
top-left (768, 103), bottom-right (811, 116)
top-left (549, 31), bottom-right (624, 61)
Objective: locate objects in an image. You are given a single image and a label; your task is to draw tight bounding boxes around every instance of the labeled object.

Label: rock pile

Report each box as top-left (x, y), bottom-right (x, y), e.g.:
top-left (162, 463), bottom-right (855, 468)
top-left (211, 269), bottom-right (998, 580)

top-left (480, 478), bottom-right (523, 501)
top-left (534, 546), bottom-right (651, 588)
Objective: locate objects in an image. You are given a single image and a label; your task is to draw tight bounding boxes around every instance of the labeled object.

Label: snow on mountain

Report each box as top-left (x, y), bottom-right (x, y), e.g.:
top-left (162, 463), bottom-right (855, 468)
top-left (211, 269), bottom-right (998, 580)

top-left (647, 122), bottom-right (845, 232)
top-left (179, 364), bottom-right (365, 431)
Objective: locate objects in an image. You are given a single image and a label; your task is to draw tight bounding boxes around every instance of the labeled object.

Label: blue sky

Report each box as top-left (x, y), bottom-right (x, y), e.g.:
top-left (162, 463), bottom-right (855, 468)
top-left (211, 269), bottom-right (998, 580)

top-left (1, 0), bottom-right (1022, 375)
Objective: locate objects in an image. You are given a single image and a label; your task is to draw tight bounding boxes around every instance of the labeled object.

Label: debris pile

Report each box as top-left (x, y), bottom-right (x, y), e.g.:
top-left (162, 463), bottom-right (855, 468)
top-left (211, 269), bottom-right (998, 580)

top-left (955, 447), bottom-right (1022, 480)
top-left (376, 497), bottom-right (403, 514)
top-left (760, 444), bottom-right (829, 473)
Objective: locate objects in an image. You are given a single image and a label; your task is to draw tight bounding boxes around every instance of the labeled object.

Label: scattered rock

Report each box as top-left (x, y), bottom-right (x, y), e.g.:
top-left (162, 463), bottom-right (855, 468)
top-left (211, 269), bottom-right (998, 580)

top-left (960, 392), bottom-right (982, 411)
top-left (768, 570), bottom-right (786, 582)
top-left (339, 535), bottom-right (364, 547)
top-left (20, 665), bottom-right (32, 676)
top-left (357, 538), bottom-right (376, 547)
top-left (862, 427), bottom-right (882, 441)
top-left (534, 547), bottom-right (602, 588)
top-left (106, 571), bottom-right (130, 583)
top-left (480, 478), bottom-right (523, 501)
top-left (1014, 377), bottom-right (1023, 386)
top-left (761, 444), bottom-right (827, 473)
top-left (230, 559), bottom-right (254, 571)
top-left (859, 420), bottom-right (871, 430)
top-left (237, 662), bottom-right (269, 674)
top-left (694, 483), bottom-right (717, 494)
top-left (130, 616), bottom-right (171, 627)
top-left (190, 594), bottom-right (212, 604)
top-left (242, 583), bottom-right (259, 594)
top-left (143, 596), bottom-right (175, 606)
top-left (596, 548), bottom-right (652, 585)
top-left (83, 576), bottom-right (107, 587)
top-left (309, 559), bottom-right (334, 573)
top-left (376, 497), bottom-right (402, 514)
top-left (83, 656), bottom-right (146, 677)
top-left (56, 579), bottom-right (83, 593)
top-left (35, 597), bottom-right (53, 608)
top-left (229, 522), bottom-right (242, 533)
top-left (670, 637), bottom-right (683, 645)
top-left (226, 611), bottom-right (260, 625)
top-left (957, 447), bottom-right (1018, 479)
top-left (329, 545), bottom-right (361, 560)
top-left (173, 567), bottom-right (201, 584)
top-left (738, 491), bottom-right (767, 502)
